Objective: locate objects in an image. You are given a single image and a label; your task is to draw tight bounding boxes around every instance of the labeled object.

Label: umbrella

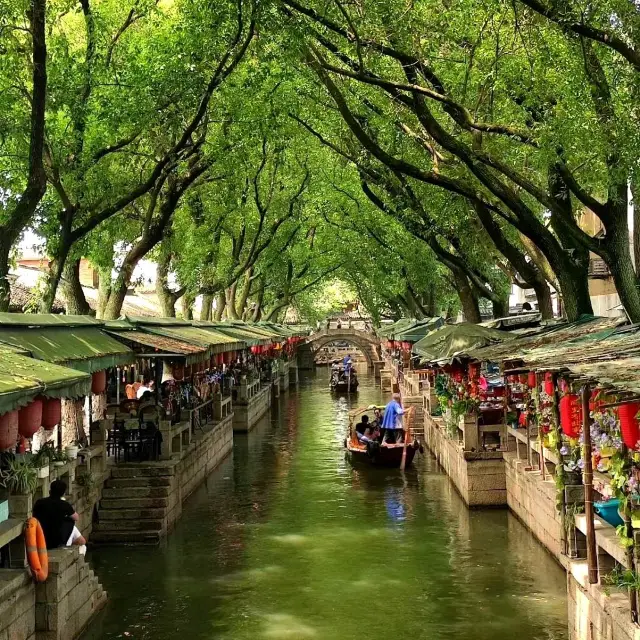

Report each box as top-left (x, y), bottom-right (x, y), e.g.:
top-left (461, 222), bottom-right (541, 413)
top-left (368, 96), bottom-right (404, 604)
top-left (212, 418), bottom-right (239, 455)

top-left (412, 323), bottom-right (512, 362)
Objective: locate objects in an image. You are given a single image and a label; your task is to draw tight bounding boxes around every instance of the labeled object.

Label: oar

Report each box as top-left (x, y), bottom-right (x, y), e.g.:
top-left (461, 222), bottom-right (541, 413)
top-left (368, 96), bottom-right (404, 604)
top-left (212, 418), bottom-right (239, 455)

top-left (400, 401), bottom-right (409, 471)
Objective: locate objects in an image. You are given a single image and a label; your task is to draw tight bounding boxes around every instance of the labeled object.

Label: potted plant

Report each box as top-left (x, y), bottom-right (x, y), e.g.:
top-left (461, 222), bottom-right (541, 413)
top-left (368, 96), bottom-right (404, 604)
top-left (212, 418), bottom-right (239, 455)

top-left (0, 457), bottom-right (38, 517)
top-left (65, 442), bottom-right (80, 460)
top-left (75, 471), bottom-right (96, 497)
top-left (51, 449), bottom-right (69, 467)
top-left (33, 442), bottom-right (56, 479)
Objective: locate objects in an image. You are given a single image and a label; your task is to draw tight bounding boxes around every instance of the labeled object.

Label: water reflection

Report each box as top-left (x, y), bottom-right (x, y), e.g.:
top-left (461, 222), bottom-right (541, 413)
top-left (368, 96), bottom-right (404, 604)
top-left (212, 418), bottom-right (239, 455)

top-left (82, 371), bottom-right (568, 640)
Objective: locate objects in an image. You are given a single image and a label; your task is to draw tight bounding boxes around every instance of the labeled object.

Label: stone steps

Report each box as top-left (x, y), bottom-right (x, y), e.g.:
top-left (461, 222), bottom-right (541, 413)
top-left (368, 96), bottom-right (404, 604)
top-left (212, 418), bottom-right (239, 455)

top-left (101, 485), bottom-right (170, 499)
top-left (99, 496), bottom-right (169, 510)
top-left (110, 465), bottom-right (175, 479)
top-left (99, 507), bottom-right (166, 520)
top-left (90, 529), bottom-right (162, 545)
top-left (105, 476), bottom-right (172, 489)
top-left (93, 518), bottom-right (164, 532)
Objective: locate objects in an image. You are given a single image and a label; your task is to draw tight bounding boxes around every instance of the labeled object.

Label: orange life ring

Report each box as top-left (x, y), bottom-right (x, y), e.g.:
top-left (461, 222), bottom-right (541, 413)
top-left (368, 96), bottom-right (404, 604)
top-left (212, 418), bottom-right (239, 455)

top-left (24, 517), bottom-right (48, 582)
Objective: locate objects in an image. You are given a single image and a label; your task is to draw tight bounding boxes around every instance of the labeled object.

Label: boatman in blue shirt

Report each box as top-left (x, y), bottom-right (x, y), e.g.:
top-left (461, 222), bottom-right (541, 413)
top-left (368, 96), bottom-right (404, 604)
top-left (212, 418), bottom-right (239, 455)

top-left (343, 354), bottom-right (352, 374)
top-left (381, 393), bottom-right (404, 445)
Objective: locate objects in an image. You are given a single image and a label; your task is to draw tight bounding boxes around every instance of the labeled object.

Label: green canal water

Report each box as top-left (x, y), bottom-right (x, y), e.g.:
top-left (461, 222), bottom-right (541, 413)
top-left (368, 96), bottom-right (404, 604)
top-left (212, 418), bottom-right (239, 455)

top-left (82, 371), bottom-right (568, 640)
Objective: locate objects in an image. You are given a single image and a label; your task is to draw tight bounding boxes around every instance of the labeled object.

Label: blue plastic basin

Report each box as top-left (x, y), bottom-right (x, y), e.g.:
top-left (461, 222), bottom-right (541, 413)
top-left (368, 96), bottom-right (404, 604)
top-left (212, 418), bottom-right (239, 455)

top-left (594, 498), bottom-right (624, 528)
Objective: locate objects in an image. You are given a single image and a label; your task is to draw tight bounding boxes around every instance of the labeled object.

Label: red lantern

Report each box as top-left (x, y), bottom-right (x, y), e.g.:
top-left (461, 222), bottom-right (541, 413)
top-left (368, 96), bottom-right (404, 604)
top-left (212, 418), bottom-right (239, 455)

top-left (518, 411), bottom-right (528, 427)
top-left (402, 341), bottom-right (411, 351)
top-left (41, 397), bottom-right (61, 431)
top-left (559, 394), bottom-right (582, 438)
top-left (250, 346), bottom-right (258, 355)
top-left (215, 353), bottom-right (224, 366)
top-left (618, 402), bottom-right (640, 448)
top-left (519, 373), bottom-right (528, 385)
top-left (91, 370), bottom-right (107, 394)
top-left (544, 372), bottom-right (554, 396)
top-left (173, 363), bottom-right (185, 381)
top-left (527, 371), bottom-right (537, 388)
top-left (18, 399), bottom-right (43, 439)
top-left (0, 410), bottom-right (18, 450)
top-left (468, 362), bottom-right (480, 381)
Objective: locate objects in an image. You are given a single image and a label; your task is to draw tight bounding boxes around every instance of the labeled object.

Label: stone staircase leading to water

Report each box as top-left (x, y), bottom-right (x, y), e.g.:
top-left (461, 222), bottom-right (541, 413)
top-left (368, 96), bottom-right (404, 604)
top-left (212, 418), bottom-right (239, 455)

top-left (92, 465), bottom-right (176, 544)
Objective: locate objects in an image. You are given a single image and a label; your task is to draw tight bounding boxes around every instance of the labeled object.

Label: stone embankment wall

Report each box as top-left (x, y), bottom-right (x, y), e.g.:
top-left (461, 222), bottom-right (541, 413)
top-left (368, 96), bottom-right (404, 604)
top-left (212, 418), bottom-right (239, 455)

top-left (504, 451), bottom-right (563, 558)
top-left (94, 416), bottom-right (233, 543)
top-left (232, 386), bottom-right (272, 433)
top-left (0, 548), bottom-right (106, 640)
top-left (423, 415), bottom-right (506, 507)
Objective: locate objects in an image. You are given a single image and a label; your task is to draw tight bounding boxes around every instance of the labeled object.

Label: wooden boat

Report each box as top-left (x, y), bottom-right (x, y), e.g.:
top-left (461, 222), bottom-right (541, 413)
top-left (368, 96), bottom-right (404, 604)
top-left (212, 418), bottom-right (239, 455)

top-left (330, 365), bottom-right (359, 392)
top-left (344, 406), bottom-right (421, 468)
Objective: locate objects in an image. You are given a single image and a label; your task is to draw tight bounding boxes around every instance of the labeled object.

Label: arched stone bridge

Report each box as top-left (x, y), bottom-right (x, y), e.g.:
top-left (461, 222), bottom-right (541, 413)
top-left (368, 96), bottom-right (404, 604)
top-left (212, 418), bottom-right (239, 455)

top-left (297, 328), bottom-right (381, 369)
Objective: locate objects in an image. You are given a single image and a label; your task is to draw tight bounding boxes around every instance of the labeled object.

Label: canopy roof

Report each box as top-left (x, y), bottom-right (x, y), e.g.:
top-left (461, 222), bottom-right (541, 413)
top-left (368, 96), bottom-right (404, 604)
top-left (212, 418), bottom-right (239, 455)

top-left (377, 318), bottom-right (415, 338)
top-left (196, 321), bottom-right (272, 346)
top-left (393, 317), bottom-right (445, 343)
top-left (469, 315), bottom-right (625, 364)
top-left (413, 323), bottom-right (512, 362)
top-left (0, 349), bottom-right (91, 415)
top-left (0, 315), bottom-right (134, 373)
top-left (480, 313), bottom-right (543, 331)
top-left (106, 318), bottom-right (246, 362)
top-left (106, 329), bottom-right (210, 365)
top-left (0, 312), bottom-right (101, 328)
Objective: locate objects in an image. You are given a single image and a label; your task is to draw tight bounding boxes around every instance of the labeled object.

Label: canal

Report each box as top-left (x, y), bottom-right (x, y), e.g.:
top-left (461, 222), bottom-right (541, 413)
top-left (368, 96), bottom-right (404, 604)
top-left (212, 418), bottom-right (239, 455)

top-left (82, 370), bottom-right (569, 640)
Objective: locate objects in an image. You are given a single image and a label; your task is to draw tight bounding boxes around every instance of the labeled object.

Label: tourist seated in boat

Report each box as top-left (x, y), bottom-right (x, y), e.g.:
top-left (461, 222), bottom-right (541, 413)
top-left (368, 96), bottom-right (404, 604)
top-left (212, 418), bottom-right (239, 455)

top-left (381, 393), bottom-right (405, 445)
top-left (355, 415), bottom-right (379, 443)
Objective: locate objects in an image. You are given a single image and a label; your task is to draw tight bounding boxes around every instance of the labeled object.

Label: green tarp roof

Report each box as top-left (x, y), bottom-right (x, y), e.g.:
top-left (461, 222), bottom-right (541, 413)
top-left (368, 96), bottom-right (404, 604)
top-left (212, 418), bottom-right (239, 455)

top-left (468, 315), bottom-right (625, 364)
top-left (106, 319), bottom-right (246, 363)
top-left (413, 323), bottom-right (512, 362)
top-left (0, 312), bottom-right (101, 328)
top-left (0, 350), bottom-right (91, 415)
top-left (377, 318), bottom-right (416, 338)
top-left (0, 325), bottom-right (134, 373)
top-left (393, 317), bottom-right (445, 343)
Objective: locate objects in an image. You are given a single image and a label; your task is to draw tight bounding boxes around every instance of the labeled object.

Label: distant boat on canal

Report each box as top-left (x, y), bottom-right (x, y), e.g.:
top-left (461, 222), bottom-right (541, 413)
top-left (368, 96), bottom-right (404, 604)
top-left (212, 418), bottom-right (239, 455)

top-left (330, 363), bottom-right (359, 392)
top-left (345, 406), bottom-right (421, 468)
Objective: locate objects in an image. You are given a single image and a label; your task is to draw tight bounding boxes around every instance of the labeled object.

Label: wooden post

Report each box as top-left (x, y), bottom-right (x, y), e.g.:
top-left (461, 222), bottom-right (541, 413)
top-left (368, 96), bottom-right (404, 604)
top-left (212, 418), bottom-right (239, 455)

top-left (620, 443), bottom-right (638, 623)
top-left (581, 384), bottom-right (599, 584)
top-left (551, 372), bottom-right (567, 555)
top-left (116, 367), bottom-right (121, 405)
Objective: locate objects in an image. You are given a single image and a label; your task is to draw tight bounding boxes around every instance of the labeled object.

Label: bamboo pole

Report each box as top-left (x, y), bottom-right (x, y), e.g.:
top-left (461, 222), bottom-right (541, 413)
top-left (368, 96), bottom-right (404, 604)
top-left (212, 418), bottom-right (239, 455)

top-left (581, 384), bottom-right (599, 584)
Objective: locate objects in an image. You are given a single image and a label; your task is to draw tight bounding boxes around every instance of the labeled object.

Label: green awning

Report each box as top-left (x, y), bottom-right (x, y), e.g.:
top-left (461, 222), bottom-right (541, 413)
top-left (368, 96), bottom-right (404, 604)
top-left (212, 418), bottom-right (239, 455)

top-left (196, 322), bottom-right (271, 346)
top-left (0, 312), bottom-right (102, 327)
top-left (106, 329), bottom-right (211, 365)
top-left (0, 326), bottom-right (134, 373)
top-left (145, 326), bottom-right (245, 354)
top-left (393, 317), bottom-right (445, 343)
top-left (412, 323), bottom-right (512, 362)
top-left (0, 350), bottom-right (91, 415)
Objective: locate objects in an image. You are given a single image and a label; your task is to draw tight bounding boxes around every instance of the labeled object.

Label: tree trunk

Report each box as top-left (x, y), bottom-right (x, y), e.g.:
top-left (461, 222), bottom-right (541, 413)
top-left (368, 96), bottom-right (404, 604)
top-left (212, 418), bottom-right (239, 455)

top-left (532, 281), bottom-right (554, 319)
top-left (452, 268), bottom-right (481, 323)
top-left (492, 296), bottom-right (509, 318)
top-left (200, 294), bottom-right (213, 321)
top-left (181, 292), bottom-right (194, 320)
top-left (61, 258), bottom-right (91, 315)
top-left (603, 223), bottom-right (640, 321)
top-left (96, 265), bottom-right (112, 319)
top-left (225, 284), bottom-right (239, 319)
top-left (632, 178), bottom-right (640, 271)
top-left (156, 252), bottom-right (180, 317)
top-left (235, 267), bottom-right (253, 317)
top-left (213, 291), bottom-right (226, 320)
top-left (0, 0), bottom-right (48, 311)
